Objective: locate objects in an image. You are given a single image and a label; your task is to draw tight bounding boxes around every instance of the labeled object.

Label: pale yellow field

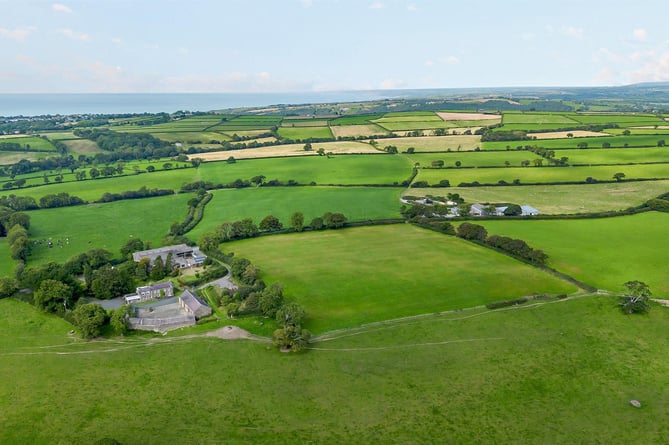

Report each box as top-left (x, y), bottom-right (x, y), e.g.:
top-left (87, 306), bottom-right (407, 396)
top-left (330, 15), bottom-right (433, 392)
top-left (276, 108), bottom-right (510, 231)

top-left (383, 135), bottom-right (481, 151)
top-left (189, 141), bottom-right (378, 161)
top-left (330, 124), bottom-right (389, 138)
top-left (437, 112), bottom-right (501, 121)
top-left (221, 129), bottom-right (270, 137)
top-left (634, 125), bottom-right (669, 129)
top-left (0, 152), bottom-right (44, 165)
top-left (0, 134), bottom-right (28, 139)
top-left (62, 139), bottom-right (104, 154)
top-left (529, 130), bottom-right (609, 139)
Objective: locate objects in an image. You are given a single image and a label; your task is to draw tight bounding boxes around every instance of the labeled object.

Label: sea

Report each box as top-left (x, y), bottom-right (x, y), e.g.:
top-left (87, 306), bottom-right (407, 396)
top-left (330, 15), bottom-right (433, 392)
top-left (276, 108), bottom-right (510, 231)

top-left (0, 90), bottom-right (454, 117)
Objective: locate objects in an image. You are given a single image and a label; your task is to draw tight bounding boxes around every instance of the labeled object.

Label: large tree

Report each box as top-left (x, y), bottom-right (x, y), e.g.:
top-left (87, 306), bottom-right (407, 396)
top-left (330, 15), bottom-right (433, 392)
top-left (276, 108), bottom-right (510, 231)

top-left (120, 238), bottom-right (144, 260)
top-left (33, 279), bottom-right (72, 313)
top-left (620, 280), bottom-right (651, 314)
top-left (290, 212), bottom-right (304, 232)
top-left (72, 303), bottom-right (107, 338)
top-left (259, 215), bottom-right (283, 232)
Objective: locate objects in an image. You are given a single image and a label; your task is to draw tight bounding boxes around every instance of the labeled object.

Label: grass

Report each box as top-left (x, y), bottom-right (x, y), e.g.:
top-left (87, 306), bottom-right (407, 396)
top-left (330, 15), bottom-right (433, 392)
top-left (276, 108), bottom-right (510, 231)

top-left (414, 163), bottom-right (669, 186)
top-left (27, 193), bottom-right (192, 265)
top-left (188, 186), bottom-right (403, 240)
top-left (556, 147), bottom-right (669, 165)
top-left (329, 124), bottom-right (389, 138)
top-left (502, 112), bottom-right (580, 125)
top-left (409, 180), bottom-right (669, 214)
top-left (403, 150), bottom-right (542, 168)
top-left (61, 139), bottom-right (104, 155)
top-left (329, 114), bottom-right (384, 125)
top-left (479, 212), bottom-right (669, 295)
top-left (484, 135), bottom-right (664, 150)
top-left (0, 136), bottom-right (56, 151)
top-left (191, 141), bottom-right (378, 160)
top-left (225, 224), bottom-right (577, 333)
top-left (0, 239), bottom-right (14, 277)
top-left (2, 296), bottom-right (669, 443)
top-left (276, 126), bottom-right (334, 140)
top-left (374, 120), bottom-right (462, 131)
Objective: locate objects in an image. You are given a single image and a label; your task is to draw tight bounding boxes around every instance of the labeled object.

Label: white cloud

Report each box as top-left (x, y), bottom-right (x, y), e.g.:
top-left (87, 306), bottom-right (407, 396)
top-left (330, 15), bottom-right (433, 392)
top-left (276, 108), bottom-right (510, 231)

top-left (628, 52), bottom-right (669, 83)
top-left (560, 26), bottom-right (583, 39)
top-left (520, 32), bottom-right (535, 41)
top-left (300, 0), bottom-right (313, 7)
top-left (632, 28), bottom-right (648, 42)
top-left (446, 55), bottom-right (460, 64)
top-left (407, 3), bottom-right (417, 12)
top-left (59, 28), bottom-right (90, 41)
top-left (425, 59), bottom-right (434, 67)
top-left (0, 26), bottom-right (35, 41)
top-left (111, 37), bottom-right (122, 44)
top-left (369, 2), bottom-right (384, 10)
top-left (52, 3), bottom-right (73, 13)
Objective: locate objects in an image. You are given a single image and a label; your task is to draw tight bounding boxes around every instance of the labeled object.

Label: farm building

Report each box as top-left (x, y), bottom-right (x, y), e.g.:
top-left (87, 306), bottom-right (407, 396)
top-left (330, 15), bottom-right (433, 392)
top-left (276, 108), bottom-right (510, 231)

top-left (179, 290), bottom-right (212, 319)
top-left (123, 282), bottom-right (174, 304)
top-left (132, 244), bottom-right (207, 269)
top-left (470, 203), bottom-right (540, 217)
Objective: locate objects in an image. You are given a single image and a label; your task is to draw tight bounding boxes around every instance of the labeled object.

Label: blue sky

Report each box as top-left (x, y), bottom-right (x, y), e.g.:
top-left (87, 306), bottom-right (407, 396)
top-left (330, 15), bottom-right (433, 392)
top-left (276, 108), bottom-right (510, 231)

top-left (1, 0), bottom-right (668, 93)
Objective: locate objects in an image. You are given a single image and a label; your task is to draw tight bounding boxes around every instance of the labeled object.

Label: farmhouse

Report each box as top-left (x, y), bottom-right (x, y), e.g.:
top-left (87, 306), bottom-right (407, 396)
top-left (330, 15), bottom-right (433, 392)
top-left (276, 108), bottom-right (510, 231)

top-left (123, 281), bottom-right (174, 304)
top-left (132, 244), bottom-right (207, 269)
top-left (127, 290), bottom-right (212, 333)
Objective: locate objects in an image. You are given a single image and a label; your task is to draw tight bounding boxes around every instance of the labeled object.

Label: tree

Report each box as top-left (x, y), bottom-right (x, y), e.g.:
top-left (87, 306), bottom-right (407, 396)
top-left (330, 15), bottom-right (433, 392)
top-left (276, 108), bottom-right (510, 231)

top-left (120, 238), bottom-right (144, 260)
top-left (310, 216), bottom-right (324, 230)
top-left (622, 129), bottom-right (631, 136)
top-left (317, 147), bottom-right (325, 156)
top-left (273, 324), bottom-right (311, 352)
top-left (259, 215), bottom-right (283, 232)
top-left (431, 160), bottom-right (444, 168)
top-left (0, 277), bottom-right (17, 298)
top-left (503, 204), bottom-right (522, 216)
top-left (89, 167), bottom-right (100, 179)
top-left (602, 142), bottom-right (611, 148)
top-left (34, 279), bottom-right (72, 313)
top-left (91, 264), bottom-right (134, 300)
top-left (110, 305), bottom-right (131, 335)
top-left (303, 142), bottom-right (313, 151)
top-left (150, 256), bottom-right (165, 281)
top-left (406, 147), bottom-right (415, 154)
top-left (226, 156), bottom-right (236, 164)
top-left (259, 283), bottom-right (284, 318)
top-left (613, 172), bottom-right (625, 182)
top-left (290, 211), bottom-right (304, 232)
top-left (276, 303), bottom-right (306, 327)
top-left (566, 133), bottom-right (574, 138)
top-left (658, 139), bottom-right (666, 147)
top-left (620, 280), bottom-right (651, 314)
top-left (72, 303), bottom-right (107, 339)
top-left (146, 165), bottom-right (156, 172)
top-left (456, 223), bottom-right (488, 241)
top-left (455, 160), bottom-right (462, 167)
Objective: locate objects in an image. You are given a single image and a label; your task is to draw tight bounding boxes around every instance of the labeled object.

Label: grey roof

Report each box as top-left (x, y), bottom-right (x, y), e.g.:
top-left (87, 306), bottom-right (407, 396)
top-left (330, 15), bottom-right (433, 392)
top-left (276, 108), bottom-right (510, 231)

top-left (180, 290), bottom-right (210, 314)
top-left (521, 205), bottom-right (540, 215)
top-left (132, 244), bottom-right (193, 262)
top-left (137, 282), bottom-right (173, 293)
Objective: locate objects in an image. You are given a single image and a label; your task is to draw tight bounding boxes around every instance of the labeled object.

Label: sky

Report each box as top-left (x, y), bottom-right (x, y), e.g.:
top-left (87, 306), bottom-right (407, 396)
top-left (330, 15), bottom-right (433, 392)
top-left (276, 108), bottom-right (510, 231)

top-left (0, 0), bottom-right (668, 93)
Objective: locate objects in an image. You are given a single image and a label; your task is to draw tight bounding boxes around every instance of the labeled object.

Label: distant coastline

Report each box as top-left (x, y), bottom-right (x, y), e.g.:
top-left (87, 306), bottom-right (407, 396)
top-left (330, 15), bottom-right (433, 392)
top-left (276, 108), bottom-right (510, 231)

top-left (0, 91), bottom-right (413, 117)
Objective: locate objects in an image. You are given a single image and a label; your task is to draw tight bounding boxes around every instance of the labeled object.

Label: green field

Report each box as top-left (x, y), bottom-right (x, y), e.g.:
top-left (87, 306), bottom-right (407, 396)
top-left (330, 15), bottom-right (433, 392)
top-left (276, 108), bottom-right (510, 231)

top-left (27, 194), bottom-right (192, 265)
top-left (484, 134), bottom-right (664, 150)
top-left (479, 212), bottom-right (669, 295)
top-left (189, 186), bottom-right (402, 240)
top-left (375, 120), bottom-right (462, 131)
top-left (415, 163), bottom-right (669, 186)
top-left (226, 224), bottom-right (577, 333)
top-left (502, 112), bottom-right (580, 125)
top-left (276, 126), bottom-right (334, 140)
top-left (0, 136), bottom-right (56, 151)
top-left (410, 180), bottom-right (669, 214)
top-left (380, 135), bottom-right (482, 152)
top-left (3, 296), bottom-right (669, 444)
top-left (329, 114), bottom-right (384, 125)
top-left (556, 147), bottom-right (669, 165)
top-left (404, 150), bottom-right (542, 168)
top-left (571, 113), bottom-right (666, 126)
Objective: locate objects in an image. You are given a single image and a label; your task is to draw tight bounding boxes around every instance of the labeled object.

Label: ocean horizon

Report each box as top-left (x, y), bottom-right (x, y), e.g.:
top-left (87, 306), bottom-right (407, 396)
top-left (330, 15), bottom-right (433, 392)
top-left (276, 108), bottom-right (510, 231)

top-left (0, 90), bottom-right (452, 117)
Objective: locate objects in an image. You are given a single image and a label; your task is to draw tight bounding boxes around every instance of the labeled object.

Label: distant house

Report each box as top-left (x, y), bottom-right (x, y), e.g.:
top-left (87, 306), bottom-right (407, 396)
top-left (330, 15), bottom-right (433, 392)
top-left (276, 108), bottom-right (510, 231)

top-left (132, 244), bottom-right (207, 269)
top-left (520, 205), bottom-right (540, 216)
top-left (124, 282), bottom-right (174, 304)
top-left (179, 290), bottom-right (212, 319)
top-left (470, 203), bottom-right (540, 217)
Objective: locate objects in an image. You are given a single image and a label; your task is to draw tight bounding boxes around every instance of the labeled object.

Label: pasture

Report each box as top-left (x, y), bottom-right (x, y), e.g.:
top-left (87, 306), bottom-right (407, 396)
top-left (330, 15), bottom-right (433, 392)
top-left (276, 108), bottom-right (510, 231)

top-left (479, 212), bottom-right (669, 295)
top-left (556, 147), bottom-right (669, 165)
top-left (189, 186), bottom-right (403, 240)
top-left (0, 136), bottom-right (56, 151)
top-left (3, 296), bottom-right (669, 444)
top-left (404, 150), bottom-right (542, 168)
top-left (226, 224), bottom-right (577, 333)
top-left (484, 135), bottom-right (664, 150)
top-left (27, 193), bottom-right (192, 265)
top-left (329, 124), bottom-right (389, 138)
top-left (409, 180), bottom-right (669, 214)
top-left (414, 163), bottom-right (669, 185)
top-left (276, 126), bottom-right (333, 140)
